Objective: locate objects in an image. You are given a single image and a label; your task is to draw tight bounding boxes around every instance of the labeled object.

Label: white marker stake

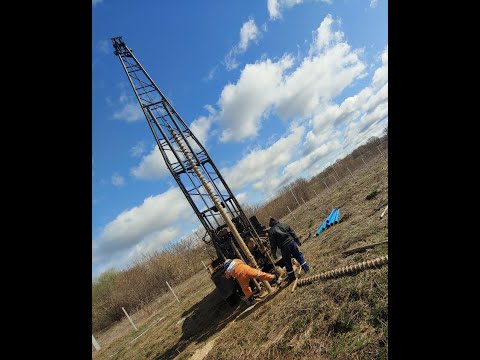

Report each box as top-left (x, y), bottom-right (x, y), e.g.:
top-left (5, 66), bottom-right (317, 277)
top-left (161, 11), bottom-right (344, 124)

top-left (347, 166), bottom-right (354, 178)
top-left (122, 307), bottom-right (138, 331)
top-left (313, 189), bottom-right (318, 196)
top-left (289, 186), bottom-right (301, 207)
top-left (380, 205), bottom-right (389, 218)
top-left (166, 281), bottom-right (180, 303)
top-left (287, 206), bottom-right (297, 221)
top-left (201, 260), bottom-right (208, 270)
top-left (377, 146), bottom-right (386, 159)
top-left (92, 334), bottom-right (101, 351)
top-left (361, 155), bottom-right (367, 166)
top-left (333, 167), bottom-right (341, 181)
top-left (323, 180), bottom-right (329, 189)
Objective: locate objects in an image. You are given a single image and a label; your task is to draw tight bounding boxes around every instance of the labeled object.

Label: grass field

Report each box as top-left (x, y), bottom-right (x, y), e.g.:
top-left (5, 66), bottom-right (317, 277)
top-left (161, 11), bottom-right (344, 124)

top-left (92, 154), bottom-right (388, 360)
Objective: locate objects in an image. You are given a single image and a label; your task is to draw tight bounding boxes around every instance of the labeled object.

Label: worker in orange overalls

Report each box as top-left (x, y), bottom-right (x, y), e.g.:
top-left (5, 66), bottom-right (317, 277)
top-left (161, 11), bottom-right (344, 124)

top-left (224, 258), bottom-right (279, 304)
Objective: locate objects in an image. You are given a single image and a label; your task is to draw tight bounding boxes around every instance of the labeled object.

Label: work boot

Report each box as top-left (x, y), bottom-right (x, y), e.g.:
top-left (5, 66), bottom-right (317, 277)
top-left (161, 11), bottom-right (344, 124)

top-left (302, 263), bottom-right (310, 274)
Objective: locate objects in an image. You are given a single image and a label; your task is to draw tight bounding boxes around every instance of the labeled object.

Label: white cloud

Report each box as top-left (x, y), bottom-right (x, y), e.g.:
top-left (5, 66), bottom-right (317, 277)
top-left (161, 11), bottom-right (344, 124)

top-left (189, 105), bottom-right (216, 147)
top-left (305, 86), bottom-right (374, 149)
top-left (217, 14), bottom-right (365, 142)
top-left (224, 50), bottom-right (240, 71)
top-left (219, 56), bottom-right (294, 142)
top-left (130, 141), bottom-right (146, 157)
top-left (235, 192), bottom-right (248, 204)
top-left (113, 93), bottom-right (144, 122)
top-left (267, 1), bottom-right (332, 20)
top-left (370, 0), bottom-right (378, 9)
top-left (93, 13), bottom-right (388, 277)
top-left (282, 138), bottom-right (341, 182)
top-left (267, 0), bottom-right (305, 20)
top-left (223, 125), bottom-right (305, 191)
top-left (93, 188), bottom-right (191, 261)
top-left (309, 14), bottom-right (344, 53)
top-left (225, 19), bottom-right (260, 71)
top-left (239, 19), bottom-right (260, 51)
top-left (275, 43), bottom-right (365, 120)
top-left (343, 114), bottom-right (387, 152)
top-left (124, 227), bottom-right (181, 261)
top-left (92, 0), bottom-right (103, 6)
top-left (218, 42), bottom-right (387, 196)
top-left (131, 144), bottom-right (170, 180)
top-left (372, 45), bottom-right (388, 89)
top-left (111, 173), bottom-right (126, 187)
top-left (268, 0), bottom-right (281, 19)
top-left (204, 65), bottom-right (218, 81)
top-left (307, 46), bottom-right (388, 153)
top-left (98, 40), bottom-right (109, 55)
top-left (93, 226), bottom-right (182, 277)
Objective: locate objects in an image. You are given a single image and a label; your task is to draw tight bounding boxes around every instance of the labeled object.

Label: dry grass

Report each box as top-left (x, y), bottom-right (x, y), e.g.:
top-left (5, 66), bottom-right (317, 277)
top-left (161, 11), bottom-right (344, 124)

top-left (92, 153), bottom-right (388, 360)
top-left (255, 135), bottom-right (387, 226)
top-left (92, 237), bottom-right (217, 333)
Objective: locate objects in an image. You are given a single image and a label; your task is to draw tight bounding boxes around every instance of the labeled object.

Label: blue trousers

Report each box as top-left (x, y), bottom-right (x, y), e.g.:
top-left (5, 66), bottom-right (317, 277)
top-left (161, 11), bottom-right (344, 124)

top-left (281, 241), bottom-right (310, 281)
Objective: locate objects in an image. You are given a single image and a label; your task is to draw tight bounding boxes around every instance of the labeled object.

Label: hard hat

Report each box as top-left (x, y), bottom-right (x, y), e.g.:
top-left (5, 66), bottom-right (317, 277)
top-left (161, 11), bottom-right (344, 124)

top-left (223, 259), bottom-right (232, 270)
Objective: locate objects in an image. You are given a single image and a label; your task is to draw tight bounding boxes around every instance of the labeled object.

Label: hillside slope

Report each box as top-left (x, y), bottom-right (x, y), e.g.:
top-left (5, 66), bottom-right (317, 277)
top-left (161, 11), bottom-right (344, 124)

top-left (93, 155), bottom-right (388, 360)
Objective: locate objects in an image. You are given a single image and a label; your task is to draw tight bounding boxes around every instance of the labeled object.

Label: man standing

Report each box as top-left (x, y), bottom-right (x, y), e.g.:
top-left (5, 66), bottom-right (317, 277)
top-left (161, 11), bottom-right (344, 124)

top-left (268, 217), bottom-right (310, 284)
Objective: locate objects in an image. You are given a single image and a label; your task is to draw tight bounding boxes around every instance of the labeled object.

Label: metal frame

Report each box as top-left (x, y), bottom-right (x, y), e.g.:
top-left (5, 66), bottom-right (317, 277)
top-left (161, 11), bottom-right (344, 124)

top-left (111, 37), bottom-right (263, 259)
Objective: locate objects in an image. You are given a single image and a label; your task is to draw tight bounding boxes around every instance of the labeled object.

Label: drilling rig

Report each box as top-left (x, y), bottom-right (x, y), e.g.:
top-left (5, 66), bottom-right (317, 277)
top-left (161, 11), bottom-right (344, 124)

top-left (111, 36), bottom-right (281, 304)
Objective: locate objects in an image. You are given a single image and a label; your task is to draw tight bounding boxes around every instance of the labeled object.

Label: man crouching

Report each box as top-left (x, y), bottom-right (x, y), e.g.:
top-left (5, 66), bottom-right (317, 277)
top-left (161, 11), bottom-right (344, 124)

top-left (223, 258), bottom-right (279, 305)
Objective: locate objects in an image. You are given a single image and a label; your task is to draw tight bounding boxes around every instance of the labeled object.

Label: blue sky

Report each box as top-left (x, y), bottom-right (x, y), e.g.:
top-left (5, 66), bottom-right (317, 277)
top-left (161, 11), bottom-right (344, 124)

top-left (92, 0), bottom-right (388, 278)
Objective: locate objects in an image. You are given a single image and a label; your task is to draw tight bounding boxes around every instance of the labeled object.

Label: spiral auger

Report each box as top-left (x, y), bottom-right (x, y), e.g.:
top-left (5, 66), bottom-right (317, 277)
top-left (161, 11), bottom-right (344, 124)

top-left (297, 255), bottom-right (388, 287)
top-left (168, 125), bottom-right (273, 294)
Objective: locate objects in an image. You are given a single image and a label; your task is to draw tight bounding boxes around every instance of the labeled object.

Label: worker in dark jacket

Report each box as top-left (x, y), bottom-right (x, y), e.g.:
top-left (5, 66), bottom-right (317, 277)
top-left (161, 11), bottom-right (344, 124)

top-left (268, 217), bottom-right (310, 283)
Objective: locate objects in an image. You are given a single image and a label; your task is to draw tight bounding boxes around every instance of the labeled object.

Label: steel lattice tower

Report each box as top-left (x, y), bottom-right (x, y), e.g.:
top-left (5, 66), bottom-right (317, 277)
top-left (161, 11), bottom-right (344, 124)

top-left (111, 37), bottom-right (265, 261)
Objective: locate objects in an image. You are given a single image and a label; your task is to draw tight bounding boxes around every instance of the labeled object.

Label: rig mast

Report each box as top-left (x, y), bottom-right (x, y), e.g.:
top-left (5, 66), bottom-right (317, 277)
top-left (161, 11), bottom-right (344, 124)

top-left (111, 37), bottom-right (276, 296)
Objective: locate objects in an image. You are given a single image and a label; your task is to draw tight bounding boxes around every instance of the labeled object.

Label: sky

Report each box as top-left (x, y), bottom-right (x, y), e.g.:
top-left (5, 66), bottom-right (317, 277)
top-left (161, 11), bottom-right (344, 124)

top-left (92, 0), bottom-right (388, 279)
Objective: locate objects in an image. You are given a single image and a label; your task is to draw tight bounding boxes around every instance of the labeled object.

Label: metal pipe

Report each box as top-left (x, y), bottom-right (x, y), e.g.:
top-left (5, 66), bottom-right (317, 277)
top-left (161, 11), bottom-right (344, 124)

top-left (334, 208), bottom-right (341, 224)
top-left (327, 209), bottom-right (335, 226)
top-left (326, 209), bottom-right (336, 227)
top-left (316, 219), bottom-right (327, 236)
